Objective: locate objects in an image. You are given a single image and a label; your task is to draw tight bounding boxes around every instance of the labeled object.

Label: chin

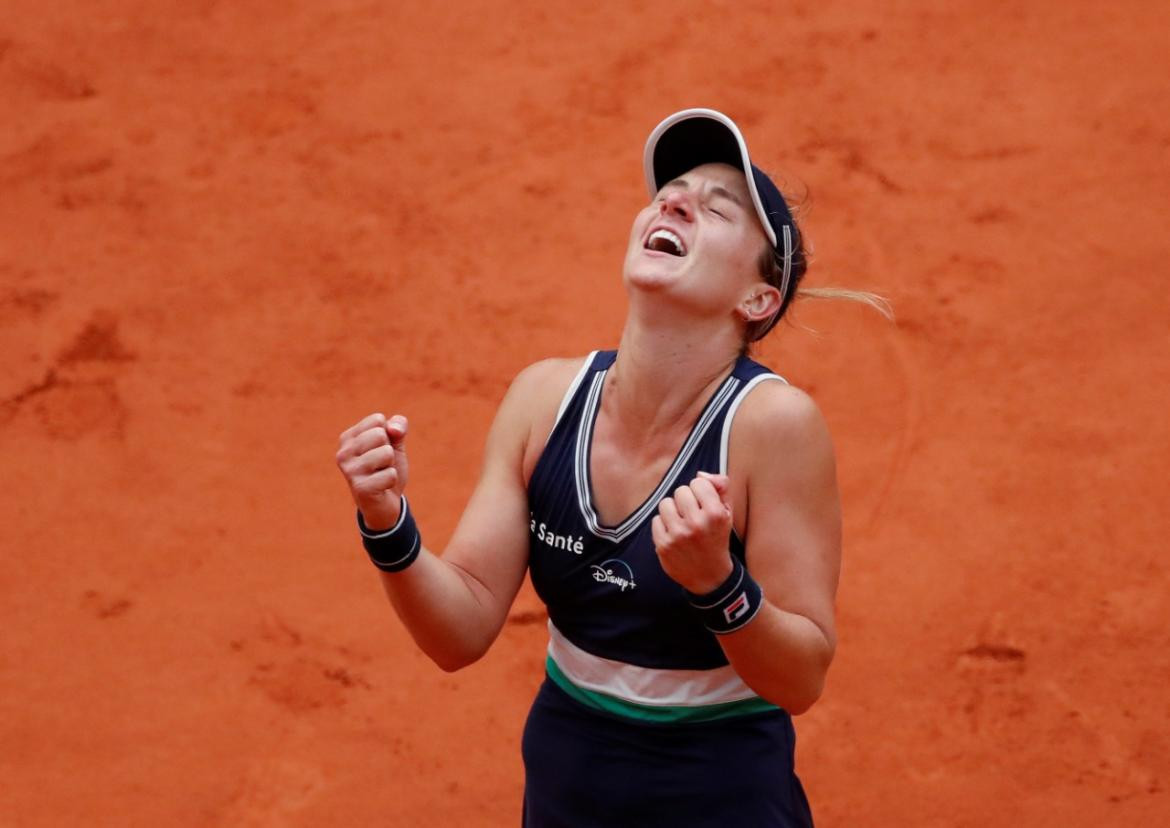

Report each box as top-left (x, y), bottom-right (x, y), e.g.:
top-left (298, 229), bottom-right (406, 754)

top-left (624, 266), bottom-right (677, 292)
top-left (623, 253), bottom-right (685, 291)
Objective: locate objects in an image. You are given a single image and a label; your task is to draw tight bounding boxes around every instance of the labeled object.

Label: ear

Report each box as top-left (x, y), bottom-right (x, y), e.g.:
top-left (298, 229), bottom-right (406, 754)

top-left (736, 285), bottom-right (782, 323)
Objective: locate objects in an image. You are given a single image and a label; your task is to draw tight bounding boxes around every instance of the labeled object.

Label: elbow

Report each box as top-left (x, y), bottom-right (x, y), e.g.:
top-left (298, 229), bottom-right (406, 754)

top-left (406, 617), bottom-right (496, 673)
top-left (786, 652), bottom-right (833, 715)
top-left (765, 658), bottom-right (831, 716)
top-left (747, 672), bottom-right (825, 716)
top-left (428, 641), bottom-right (490, 674)
top-left (784, 681), bottom-right (823, 716)
top-left (434, 655), bottom-right (473, 673)
top-left (791, 648), bottom-right (838, 714)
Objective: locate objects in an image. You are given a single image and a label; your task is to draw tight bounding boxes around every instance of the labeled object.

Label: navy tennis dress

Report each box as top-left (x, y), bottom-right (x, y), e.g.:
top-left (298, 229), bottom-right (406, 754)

top-left (522, 350), bottom-right (814, 827)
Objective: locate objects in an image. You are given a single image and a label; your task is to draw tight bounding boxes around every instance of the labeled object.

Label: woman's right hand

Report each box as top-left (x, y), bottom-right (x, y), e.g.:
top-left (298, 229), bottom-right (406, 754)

top-left (335, 412), bottom-right (410, 531)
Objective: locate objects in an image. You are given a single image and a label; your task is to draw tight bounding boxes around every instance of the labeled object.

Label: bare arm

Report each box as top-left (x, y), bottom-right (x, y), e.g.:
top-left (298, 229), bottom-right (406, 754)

top-left (335, 361), bottom-right (569, 672)
top-left (652, 383), bottom-right (841, 714)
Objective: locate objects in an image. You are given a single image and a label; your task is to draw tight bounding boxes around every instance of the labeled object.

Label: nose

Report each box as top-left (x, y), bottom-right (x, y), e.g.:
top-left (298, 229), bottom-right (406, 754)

top-left (659, 188), bottom-right (694, 221)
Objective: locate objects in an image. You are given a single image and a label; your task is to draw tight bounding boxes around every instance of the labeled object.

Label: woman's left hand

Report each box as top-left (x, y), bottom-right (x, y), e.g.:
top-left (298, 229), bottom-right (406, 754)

top-left (652, 471), bottom-right (736, 594)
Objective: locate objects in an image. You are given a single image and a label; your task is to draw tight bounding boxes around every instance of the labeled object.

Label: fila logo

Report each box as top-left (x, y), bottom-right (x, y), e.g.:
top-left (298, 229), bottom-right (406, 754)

top-left (723, 591), bottom-right (750, 624)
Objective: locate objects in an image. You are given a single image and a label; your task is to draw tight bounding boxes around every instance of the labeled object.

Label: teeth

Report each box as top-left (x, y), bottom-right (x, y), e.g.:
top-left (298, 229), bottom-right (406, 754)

top-left (647, 228), bottom-right (685, 256)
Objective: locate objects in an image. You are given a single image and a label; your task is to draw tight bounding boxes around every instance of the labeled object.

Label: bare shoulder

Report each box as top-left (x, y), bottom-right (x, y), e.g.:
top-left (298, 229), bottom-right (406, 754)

top-left (735, 381), bottom-right (834, 454)
top-left (508, 355), bottom-right (590, 398)
top-left (498, 355), bottom-right (592, 482)
top-left (502, 355), bottom-right (591, 422)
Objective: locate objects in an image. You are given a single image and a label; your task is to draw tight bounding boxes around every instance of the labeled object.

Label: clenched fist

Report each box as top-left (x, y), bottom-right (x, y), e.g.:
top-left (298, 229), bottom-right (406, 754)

top-left (651, 471), bottom-right (735, 594)
top-left (336, 412), bottom-right (409, 531)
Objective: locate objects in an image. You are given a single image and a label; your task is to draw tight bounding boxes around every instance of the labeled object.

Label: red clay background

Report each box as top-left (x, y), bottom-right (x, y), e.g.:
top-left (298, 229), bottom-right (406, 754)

top-left (3, 1), bottom-right (1168, 825)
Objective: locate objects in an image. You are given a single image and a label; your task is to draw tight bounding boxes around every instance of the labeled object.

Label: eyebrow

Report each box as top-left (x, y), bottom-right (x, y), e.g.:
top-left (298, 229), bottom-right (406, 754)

top-left (661, 178), bottom-right (745, 207)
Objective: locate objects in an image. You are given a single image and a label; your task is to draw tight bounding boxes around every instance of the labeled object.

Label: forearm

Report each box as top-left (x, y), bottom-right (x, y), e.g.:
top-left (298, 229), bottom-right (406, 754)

top-left (337, 363), bottom-right (561, 674)
top-left (376, 546), bottom-right (505, 672)
top-left (717, 602), bottom-right (834, 715)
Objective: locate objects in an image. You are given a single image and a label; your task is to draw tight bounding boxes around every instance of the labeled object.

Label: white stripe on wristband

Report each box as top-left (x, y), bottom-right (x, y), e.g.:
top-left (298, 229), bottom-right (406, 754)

top-left (357, 495), bottom-right (421, 572)
top-left (685, 555), bottom-right (764, 635)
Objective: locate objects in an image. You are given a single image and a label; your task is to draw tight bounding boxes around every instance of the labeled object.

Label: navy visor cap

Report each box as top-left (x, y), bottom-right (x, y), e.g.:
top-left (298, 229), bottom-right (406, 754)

top-left (643, 108), bottom-right (796, 307)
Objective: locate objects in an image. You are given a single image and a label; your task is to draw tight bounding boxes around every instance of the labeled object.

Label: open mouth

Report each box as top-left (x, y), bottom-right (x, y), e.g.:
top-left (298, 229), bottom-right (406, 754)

top-left (644, 227), bottom-right (687, 257)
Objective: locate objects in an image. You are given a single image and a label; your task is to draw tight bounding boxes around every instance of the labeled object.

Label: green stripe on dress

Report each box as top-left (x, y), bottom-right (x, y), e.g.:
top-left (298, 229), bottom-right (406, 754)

top-left (545, 656), bottom-right (779, 724)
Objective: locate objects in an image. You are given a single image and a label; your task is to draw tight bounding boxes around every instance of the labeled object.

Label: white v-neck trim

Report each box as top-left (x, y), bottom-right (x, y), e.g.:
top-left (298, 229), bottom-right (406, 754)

top-left (574, 370), bottom-right (742, 542)
top-left (548, 351), bottom-right (599, 440)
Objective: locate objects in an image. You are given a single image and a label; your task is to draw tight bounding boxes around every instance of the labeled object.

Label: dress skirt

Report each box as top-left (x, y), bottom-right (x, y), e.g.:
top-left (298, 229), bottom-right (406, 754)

top-left (521, 677), bottom-right (814, 827)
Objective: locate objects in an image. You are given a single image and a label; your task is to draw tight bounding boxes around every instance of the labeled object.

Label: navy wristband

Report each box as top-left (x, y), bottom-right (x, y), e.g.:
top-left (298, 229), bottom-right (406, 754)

top-left (357, 496), bottom-right (421, 572)
top-left (685, 556), bottom-right (764, 635)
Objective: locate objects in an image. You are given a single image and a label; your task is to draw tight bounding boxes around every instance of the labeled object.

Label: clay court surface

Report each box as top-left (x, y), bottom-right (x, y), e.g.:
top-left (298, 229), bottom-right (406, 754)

top-left (2, 1), bottom-right (1168, 825)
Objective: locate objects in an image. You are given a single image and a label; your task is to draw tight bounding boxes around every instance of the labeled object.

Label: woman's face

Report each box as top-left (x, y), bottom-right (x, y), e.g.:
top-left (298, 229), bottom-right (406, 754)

top-left (623, 162), bottom-right (772, 320)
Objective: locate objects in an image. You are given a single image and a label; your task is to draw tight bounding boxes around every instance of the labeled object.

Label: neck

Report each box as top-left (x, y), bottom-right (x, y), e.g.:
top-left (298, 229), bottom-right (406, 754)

top-left (607, 302), bottom-right (743, 436)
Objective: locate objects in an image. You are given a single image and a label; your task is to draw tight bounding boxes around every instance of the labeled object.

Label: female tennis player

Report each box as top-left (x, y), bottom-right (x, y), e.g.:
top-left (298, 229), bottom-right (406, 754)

top-left (336, 108), bottom-right (846, 826)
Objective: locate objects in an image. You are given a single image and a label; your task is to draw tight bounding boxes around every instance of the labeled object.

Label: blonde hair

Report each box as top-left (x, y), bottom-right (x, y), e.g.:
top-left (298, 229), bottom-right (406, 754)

top-left (743, 186), bottom-right (893, 347)
top-left (793, 285), bottom-right (894, 320)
